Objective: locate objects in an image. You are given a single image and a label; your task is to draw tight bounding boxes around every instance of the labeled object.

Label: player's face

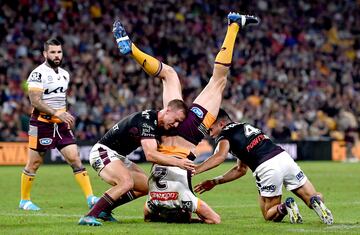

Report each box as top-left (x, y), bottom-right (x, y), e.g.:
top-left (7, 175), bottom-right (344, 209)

top-left (163, 108), bottom-right (186, 130)
top-left (209, 121), bottom-right (222, 138)
top-left (44, 45), bottom-right (63, 68)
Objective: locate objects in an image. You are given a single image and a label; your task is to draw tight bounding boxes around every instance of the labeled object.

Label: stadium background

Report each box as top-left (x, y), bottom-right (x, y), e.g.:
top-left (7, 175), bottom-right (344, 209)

top-left (0, 0), bottom-right (359, 164)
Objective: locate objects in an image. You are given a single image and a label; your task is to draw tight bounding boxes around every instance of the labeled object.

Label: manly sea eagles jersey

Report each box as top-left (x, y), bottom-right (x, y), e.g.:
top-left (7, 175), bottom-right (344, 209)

top-left (98, 110), bottom-right (160, 156)
top-left (216, 122), bottom-right (284, 171)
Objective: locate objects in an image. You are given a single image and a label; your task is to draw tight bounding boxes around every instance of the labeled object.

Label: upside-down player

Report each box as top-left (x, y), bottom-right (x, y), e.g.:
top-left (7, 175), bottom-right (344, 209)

top-left (113, 12), bottom-right (259, 223)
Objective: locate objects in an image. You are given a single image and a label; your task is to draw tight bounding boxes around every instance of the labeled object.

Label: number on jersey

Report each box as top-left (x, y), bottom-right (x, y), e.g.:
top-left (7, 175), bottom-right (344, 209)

top-left (244, 124), bottom-right (261, 137)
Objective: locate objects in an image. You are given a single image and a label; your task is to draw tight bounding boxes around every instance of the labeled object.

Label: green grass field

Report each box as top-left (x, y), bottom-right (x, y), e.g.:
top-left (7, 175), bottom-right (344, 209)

top-left (0, 162), bottom-right (359, 234)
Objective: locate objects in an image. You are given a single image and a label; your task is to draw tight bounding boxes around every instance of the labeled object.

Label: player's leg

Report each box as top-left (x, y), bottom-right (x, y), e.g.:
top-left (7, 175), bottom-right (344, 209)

top-left (59, 144), bottom-right (98, 209)
top-left (195, 199), bottom-right (221, 224)
top-left (79, 160), bottom-right (135, 226)
top-left (193, 13), bottom-right (259, 118)
top-left (19, 149), bottom-right (44, 210)
top-left (112, 20), bottom-right (182, 107)
top-left (292, 180), bottom-right (334, 225)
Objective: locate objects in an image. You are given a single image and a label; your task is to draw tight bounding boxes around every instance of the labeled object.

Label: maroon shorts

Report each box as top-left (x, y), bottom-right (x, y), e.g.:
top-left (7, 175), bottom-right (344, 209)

top-left (28, 118), bottom-right (76, 152)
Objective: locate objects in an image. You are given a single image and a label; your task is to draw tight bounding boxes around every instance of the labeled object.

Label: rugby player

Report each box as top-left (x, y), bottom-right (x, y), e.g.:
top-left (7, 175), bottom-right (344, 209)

top-left (78, 100), bottom-right (196, 226)
top-left (112, 12), bottom-right (259, 223)
top-left (20, 38), bottom-right (98, 211)
top-left (194, 108), bottom-right (334, 225)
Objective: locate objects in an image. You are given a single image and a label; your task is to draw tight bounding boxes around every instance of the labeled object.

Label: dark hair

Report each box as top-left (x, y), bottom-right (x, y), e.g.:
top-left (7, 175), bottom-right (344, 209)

top-left (167, 99), bottom-right (188, 114)
top-left (44, 38), bottom-right (62, 51)
top-left (216, 108), bottom-right (232, 122)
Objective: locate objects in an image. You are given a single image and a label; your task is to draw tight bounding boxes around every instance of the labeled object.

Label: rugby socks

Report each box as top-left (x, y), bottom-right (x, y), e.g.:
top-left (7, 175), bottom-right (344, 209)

top-left (214, 22), bottom-right (240, 66)
top-left (273, 202), bottom-right (288, 222)
top-left (20, 170), bottom-right (35, 200)
top-left (131, 43), bottom-right (162, 77)
top-left (87, 193), bottom-right (115, 218)
top-left (74, 169), bottom-right (94, 198)
top-left (104, 190), bottom-right (137, 213)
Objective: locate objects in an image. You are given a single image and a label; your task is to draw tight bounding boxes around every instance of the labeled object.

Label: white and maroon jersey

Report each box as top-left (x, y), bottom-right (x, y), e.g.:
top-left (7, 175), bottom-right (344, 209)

top-left (146, 164), bottom-right (198, 213)
top-left (27, 62), bottom-right (70, 112)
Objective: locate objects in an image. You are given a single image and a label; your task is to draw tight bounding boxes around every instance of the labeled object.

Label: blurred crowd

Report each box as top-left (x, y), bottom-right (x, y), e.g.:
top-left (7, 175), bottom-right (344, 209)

top-left (0, 0), bottom-right (359, 146)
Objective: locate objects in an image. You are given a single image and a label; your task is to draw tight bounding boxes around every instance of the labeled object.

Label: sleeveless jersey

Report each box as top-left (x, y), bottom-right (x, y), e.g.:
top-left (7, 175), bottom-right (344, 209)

top-left (216, 122), bottom-right (284, 171)
top-left (98, 110), bottom-right (160, 155)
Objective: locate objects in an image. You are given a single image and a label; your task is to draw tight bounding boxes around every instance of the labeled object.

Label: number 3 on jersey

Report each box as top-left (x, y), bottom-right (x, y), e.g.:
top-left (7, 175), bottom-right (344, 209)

top-left (244, 124), bottom-right (261, 137)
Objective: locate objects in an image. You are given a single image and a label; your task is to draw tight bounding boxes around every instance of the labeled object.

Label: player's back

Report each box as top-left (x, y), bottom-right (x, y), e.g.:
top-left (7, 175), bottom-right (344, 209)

top-left (218, 122), bottom-right (283, 171)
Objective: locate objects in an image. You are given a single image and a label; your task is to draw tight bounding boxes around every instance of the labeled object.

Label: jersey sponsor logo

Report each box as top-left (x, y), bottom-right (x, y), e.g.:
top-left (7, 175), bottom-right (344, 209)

top-left (29, 72), bottom-right (42, 82)
top-left (48, 75), bottom-right (53, 81)
top-left (150, 192), bottom-right (178, 201)
top-left (141, 123), bottom-right (155, 137)
top-left (260, 184), bottom-right (276, 193)
top-left (190, 107), bottom-right (204, 119)
top-left (181, 201), bottom-right (193, 210)
top-left (39, 138), bottom-right (52, 145)
top-left (246, 134), bottom-right (266, 152)
top-left (44, 86), bottom-right (67, 94)
top-left (296, 171), bottom-right (304, 181)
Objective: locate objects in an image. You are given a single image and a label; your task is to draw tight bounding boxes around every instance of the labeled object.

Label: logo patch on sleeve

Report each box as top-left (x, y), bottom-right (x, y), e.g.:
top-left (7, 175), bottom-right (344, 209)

top-left (296, 171), bottom-right (304, 181)
top-left (39, 138), bottom-right (52, 146)
top-left (190, 107), bottom-right (204, 118)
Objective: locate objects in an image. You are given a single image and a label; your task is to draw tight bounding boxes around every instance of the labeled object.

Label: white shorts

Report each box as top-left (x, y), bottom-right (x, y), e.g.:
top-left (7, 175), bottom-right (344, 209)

top-left (89, 143), bottom-right (133, 174)
top-left (145, 164), bottom-right (199, 213)
top-left (253, 151), bottom-right (307, 197)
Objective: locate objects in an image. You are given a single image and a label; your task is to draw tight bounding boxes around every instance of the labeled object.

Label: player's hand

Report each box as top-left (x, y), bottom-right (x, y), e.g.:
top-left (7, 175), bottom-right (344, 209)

top-left (177, 158), bottom-right (195, 172)
top-left (54, 110), bottom-right (75, 128)
top-left (194, 180), bottom-right (216, 194)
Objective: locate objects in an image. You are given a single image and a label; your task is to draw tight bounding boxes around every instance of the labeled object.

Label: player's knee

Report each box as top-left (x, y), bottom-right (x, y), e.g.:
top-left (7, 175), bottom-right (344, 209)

top-left (114, 176), bottom-right (134, 191)
top-left (26, 160), bottom-right (42, 172)
top-left (161, 64), bottom-right (177, 80)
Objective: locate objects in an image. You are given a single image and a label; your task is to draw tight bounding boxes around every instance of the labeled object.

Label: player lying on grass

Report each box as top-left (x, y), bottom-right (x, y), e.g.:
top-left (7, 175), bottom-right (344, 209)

top-left (194, 108), bottom-right (334, 225)
top-left (78, 100), bottom-right (195, 226)
top-left (110, 12), bottom-right (259, 223)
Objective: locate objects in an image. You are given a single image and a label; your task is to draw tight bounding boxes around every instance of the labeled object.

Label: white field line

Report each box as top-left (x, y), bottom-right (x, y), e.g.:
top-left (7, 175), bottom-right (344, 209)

top-left (0, 212), bottom-right (142, 219)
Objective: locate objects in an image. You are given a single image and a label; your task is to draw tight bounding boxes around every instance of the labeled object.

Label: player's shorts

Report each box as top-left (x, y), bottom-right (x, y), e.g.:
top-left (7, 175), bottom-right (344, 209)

top-left (176, 103), bottom-right (215, 145)
top-left (89, 143), bottom-right (133, 174)
top-left (145, 164), bottom-right (199, 214)
top-left (28, 118), bottom-right (76, 152)
top-left (253, 151), bottom-right (308, 197)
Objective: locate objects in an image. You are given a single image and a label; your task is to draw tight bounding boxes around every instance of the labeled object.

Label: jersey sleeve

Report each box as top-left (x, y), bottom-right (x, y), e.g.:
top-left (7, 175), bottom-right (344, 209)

top-left (27, 70), bottom-right (44, 90)
top-left (139, 112), bottom-right (157, 139)
top-left (215, 130), bottom-right (227, 144)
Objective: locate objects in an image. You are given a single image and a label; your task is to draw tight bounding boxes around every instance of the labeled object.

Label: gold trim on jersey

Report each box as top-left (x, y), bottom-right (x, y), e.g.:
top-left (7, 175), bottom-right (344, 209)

top-left (203, 112), bottom-right (216, 129)
top-left (158, 145), bottom-right (190, 159)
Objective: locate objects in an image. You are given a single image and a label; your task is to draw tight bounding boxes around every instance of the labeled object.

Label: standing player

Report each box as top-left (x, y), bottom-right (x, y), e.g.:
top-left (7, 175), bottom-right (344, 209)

top-left (20, 38), bottom-right (98, 211)
top-left (194, 109), bottom-right (334, 225)
top-left (112, 12), bottom-right (259, 223)
top-left (78, 100), bottom-right (195, 226)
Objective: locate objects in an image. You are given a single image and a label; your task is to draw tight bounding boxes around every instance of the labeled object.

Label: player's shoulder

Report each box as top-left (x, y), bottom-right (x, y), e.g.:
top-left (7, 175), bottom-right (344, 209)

top-left (58, 67), bottom-right (70, 77)
top-left (223, 122), bottom-right (244, 131)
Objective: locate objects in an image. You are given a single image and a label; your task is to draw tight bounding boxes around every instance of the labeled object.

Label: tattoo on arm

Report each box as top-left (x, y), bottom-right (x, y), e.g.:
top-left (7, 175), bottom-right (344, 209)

top-left (28, 90), bottom-right (56, 115)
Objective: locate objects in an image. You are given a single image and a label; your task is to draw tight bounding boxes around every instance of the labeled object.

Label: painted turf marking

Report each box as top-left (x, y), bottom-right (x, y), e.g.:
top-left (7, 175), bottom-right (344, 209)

top-left (0, 212), bottom-right (142, 219)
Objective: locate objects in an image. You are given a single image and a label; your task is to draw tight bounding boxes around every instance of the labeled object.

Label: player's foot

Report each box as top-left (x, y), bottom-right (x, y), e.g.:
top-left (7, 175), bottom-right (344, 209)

top-left (98, 211), bottom-right (118, 222)
top-left (310, 196), bottom-right (334, 225)
top-left (227, 12), bottom-right (260, 27)
top-left (19, 200), bottom-right (41, 211)
top-left (78, 215), bottom-right (102, 226)
top-left (285, 197), bottom-right (303, 224)
top-left (87, 195), bottom-right (99, 209)
top-left (113, 20), bottom-right (132, 55)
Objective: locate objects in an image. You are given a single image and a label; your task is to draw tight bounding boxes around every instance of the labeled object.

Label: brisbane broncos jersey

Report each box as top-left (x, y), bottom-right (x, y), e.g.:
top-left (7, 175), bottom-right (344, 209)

top-left (98, 110), bottom-right (160, 155)
top-left (216, 122), bottom-right (284, 171)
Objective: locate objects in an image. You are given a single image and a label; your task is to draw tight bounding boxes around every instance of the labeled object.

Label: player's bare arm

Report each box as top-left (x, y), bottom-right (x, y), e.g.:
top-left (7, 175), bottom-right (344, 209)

top-left (141, 139), bottom-right (195, 171)
top-left (28, 89), bottom-right (75, 127)
top-left (194, 159), bottom-right (248, 194)
top-left (195, 139), bottom-right (230, 175)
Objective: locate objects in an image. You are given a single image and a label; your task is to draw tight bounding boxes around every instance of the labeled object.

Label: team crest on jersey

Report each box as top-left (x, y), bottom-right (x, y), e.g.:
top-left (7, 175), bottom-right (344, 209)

top-left (39, 138), bottom-right (52, 145)
top-left (190, 107), bottom-right (203, 118)
top-left (181, 201), bottom-right (193, 210)
top-left (29, 72), bottom-right (42, 82)
top-left (48, 75), bottom-right (53, 81)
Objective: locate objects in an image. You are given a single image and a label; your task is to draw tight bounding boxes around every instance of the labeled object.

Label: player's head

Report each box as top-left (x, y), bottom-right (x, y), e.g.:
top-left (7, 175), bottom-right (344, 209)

top-left (43, 38), bottom-right (63, 68)
top-left (162, 99), bottom-right (188, 130)
top-left (209, 108), bottom-right (232, 138)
